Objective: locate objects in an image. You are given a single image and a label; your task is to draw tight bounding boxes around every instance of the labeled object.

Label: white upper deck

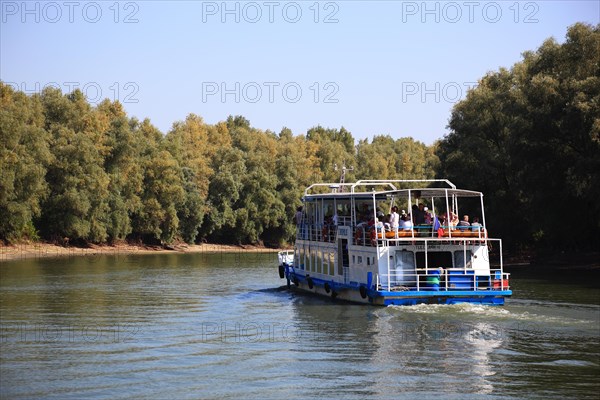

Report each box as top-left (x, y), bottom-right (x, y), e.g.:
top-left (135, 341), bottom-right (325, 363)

top-left (303, 179), bottom-right (483, 199)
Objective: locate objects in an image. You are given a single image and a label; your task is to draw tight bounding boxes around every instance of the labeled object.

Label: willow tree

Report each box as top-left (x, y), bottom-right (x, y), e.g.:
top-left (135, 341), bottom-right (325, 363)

top-left (0, 83), bottom-right (51, 242)
top-left (165, 114), bottom-right (213, 243)
top-left (39, 88), bottom-right (111, 242)
top-left (96, 100), bottom-right (144, 242)
top-left (356, 135), bottom-right (439, 181)
top-left (130, 119), bottom-right (185, 244)
top-left (306, 125), bottom-right (357, 183)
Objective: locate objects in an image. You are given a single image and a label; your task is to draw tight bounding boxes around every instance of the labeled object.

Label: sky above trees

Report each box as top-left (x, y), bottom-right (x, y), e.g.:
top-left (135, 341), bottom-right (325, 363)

top-left (1, 1), bottom-right (597, 144)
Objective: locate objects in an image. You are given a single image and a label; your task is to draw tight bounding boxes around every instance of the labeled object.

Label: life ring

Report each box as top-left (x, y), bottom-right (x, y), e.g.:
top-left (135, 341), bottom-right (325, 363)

top-left (278, 265), bottom-right (285, 279)
top-left (307, 277), bottom-right (314, 289)
top-left (359, 285), bottom-right (367, 299)
top-left (324, 282), bottom-right (331, 293)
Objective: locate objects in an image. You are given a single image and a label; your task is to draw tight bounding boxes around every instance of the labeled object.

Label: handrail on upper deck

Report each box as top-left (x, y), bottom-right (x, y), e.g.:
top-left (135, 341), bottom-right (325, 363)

top-left (352, 179), bottom-right (456, 191)
top-left (304, 179), bottom-right (457, 196)
top-left (303, 183), bottom-right (356, 196)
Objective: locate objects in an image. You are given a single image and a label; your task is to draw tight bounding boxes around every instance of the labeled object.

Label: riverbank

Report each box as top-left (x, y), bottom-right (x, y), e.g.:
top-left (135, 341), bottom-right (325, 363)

top-left (503, 251), bottom-right (600, 284)
top-left (0, 242), bottom-right (287, 262)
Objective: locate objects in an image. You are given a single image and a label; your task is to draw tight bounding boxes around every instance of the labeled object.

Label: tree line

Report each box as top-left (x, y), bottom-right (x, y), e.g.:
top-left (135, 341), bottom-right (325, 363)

top-left (438, 22), bottom-right (599, 251)
top-left (1, 23), bottom-right (598, 251)
top-left (0, 84), bottom-right (437, 246)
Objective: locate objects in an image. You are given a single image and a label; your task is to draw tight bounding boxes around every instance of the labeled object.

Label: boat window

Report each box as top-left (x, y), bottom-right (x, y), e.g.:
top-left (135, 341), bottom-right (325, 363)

top-left (319, 250), bottom-right (327, 274)
top-left (398, 251), bottom-right (415, 267)
top-left (392, 251), bottom-right (417, 287)
top-left (323, 200), bottom-right (335, 219)
top-left (329, 252), bottom-right (335, 275)
top-left (454, 250), bottom-right (473, 269)
top-left (297, 248), bottom-right (302, 270)
top-left (358, 256), bottom-right (363, 264)
top-left (415, 251), bottom-right (453, 269)
top-left (316, 249), bottom-right (321, 274)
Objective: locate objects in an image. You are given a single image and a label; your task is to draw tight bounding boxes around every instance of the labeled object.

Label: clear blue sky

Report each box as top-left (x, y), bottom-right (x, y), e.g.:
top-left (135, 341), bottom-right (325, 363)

top-left (2, 0), bottom-right (598, 144)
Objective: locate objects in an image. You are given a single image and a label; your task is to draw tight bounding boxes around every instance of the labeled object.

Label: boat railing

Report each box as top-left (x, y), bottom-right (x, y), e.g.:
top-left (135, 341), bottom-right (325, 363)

top-left (278, 250), bottom-right (294, 266)
top-left (304, 179), bottom-right (457, 195)
top-left (297, 223), bottom-right (493, 247)
top-left (296, 224), bottom-right (339, 243)
top-left (351, 225), bottom-right (490, 247)
top-left (376, 268), bottom-right (510, 292)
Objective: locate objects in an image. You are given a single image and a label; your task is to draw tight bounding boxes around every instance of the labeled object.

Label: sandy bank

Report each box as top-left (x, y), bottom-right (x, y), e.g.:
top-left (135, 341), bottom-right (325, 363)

top-left (0, 242), bottom-right (287, 262)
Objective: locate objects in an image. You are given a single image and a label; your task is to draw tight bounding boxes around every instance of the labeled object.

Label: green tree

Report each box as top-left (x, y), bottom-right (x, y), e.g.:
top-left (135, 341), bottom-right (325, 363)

top-left (39, 88), bottom-right (110, 242)
top-left (438, 23), bottom-right (600, 250)
top-left (96, 100), bottom-right (144, 242)
top-left (165, 114), bottom-right (213, 243)
top-left (0, 83), bottom-right (51, 242)
top-left (131, 119), bottom-right (185, 244)
top-left (306, 126), bottom-right (356, 183)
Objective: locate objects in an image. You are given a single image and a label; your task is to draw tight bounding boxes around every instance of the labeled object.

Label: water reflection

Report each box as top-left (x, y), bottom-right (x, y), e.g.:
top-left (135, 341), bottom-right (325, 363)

top-left (1, 254), bottom-right (599, 399)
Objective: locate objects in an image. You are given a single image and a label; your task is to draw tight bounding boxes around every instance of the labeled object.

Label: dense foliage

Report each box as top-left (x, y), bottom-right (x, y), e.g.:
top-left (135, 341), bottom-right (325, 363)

top-left (0, 85), bottom-right (436, 246)
top-left (437, 23), bottom-right (600, 250)
top-left (2, 23), bottom-right (597, 252)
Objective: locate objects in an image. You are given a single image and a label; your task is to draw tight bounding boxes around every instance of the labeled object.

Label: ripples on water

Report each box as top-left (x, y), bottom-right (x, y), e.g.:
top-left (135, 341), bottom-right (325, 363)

top-left (1, 253), bottom-right (599, 399)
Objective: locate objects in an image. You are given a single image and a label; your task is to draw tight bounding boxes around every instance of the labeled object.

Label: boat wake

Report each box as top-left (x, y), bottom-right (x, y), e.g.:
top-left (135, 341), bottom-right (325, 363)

top-left (385, 302), bottom-right (597, 327)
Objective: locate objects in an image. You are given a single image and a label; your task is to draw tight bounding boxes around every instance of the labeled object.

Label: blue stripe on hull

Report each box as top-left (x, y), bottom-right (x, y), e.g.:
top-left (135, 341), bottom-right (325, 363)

top-left (286, 270), bottom-right (511, 306)
top-left (382, 295), bottom-right (508, 306)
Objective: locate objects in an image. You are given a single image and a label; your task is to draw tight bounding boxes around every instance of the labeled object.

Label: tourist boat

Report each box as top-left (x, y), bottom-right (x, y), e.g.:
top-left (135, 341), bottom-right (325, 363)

top-left (277, 179), bottom-right (512, 306)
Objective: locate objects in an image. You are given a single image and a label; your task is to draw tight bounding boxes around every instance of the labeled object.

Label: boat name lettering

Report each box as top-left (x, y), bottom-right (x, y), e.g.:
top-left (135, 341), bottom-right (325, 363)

top-left (416, 243), bottom-right (441, 250)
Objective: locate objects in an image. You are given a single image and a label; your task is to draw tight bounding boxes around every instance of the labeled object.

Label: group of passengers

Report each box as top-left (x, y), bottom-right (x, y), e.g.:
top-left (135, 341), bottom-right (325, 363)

top-left (358, 202), bottom-right (484, 235)
top-left (456, 215), bottom-right (483, 232)
top-left (298, 202), bottom-right (484, 241)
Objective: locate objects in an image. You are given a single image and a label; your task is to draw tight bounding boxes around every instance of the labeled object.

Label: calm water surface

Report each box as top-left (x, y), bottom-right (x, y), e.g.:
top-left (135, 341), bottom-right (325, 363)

top-left (1, 252), bottom-right (599, 399)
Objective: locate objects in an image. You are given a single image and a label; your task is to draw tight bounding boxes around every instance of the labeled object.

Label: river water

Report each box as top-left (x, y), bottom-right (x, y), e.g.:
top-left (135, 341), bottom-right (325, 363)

top-left (1, 252), bottom-right (598, 399)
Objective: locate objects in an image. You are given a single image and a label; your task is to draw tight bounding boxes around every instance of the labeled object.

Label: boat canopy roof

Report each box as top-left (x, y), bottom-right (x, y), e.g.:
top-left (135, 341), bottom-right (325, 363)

top-left (303, 179), bottom-right (483, 200)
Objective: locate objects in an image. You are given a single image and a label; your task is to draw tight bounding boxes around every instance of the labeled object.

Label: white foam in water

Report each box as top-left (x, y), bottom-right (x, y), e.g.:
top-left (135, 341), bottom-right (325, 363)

top-left (388, 303), bottom-right (510, 317)
top-left (387, 302), bottom-right (596, 327)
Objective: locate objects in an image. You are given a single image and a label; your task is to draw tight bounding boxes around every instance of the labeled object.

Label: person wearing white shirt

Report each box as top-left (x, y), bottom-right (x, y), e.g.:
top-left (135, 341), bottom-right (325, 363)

top-left (389, 206), bottom-right (400, 237)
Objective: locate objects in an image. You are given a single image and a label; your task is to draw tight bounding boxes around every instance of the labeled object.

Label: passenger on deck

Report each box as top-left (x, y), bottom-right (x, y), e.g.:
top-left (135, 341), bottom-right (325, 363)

top-left (390, 206), bottom-right (400, 233)
top-left (383, 214), bottom-right (391, 231)
top-left (457, 215), bottom-right (471, 230)
top-left (373, 213), bottom-right (385, 234)
top-left (423, 207), bottom-right (432, 224)
top-left (376, 212), bottom-right (385, 227)
top-left (448, 211), bottom-right (459, 229)
top-left (295, 206), bottom-right (303, 225)
top-left (413, 203), bottom-right (426, 225)
top-left (368, 212), bottom-right (377, 227)
top-left (390, 206), bottom-right (400, 229)
top-left (471, 217), bottom-right (482, 232)
top-left (401, 214), bottom-right (413, 231)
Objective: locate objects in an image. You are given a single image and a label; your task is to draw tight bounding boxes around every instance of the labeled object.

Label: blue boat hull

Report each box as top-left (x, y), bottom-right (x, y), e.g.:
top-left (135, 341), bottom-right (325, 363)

top-left (286, 269), bottom-right (511, 306)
